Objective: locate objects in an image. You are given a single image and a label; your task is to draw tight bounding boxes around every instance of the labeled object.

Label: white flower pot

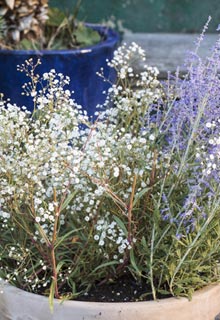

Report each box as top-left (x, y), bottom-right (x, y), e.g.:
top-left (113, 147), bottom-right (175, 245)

top-left (0, 281), bottom-right (220, 320)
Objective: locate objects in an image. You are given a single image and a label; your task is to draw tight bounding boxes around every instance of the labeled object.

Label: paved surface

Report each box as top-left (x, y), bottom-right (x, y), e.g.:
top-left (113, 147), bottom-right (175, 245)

top-left (123, 33), bottom-right (219, 78)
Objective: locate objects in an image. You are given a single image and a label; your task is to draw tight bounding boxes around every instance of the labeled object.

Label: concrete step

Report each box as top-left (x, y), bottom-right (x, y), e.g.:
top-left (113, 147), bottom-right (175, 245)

top-left (123, 33), bottom-right (219, 78)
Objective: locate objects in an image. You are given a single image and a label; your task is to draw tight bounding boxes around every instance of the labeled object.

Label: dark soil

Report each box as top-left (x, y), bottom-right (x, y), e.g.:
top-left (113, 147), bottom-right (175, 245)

top-left (21, 271), bottom-right (172, 302)
top-left (75, 273), bottom-right (172, 302)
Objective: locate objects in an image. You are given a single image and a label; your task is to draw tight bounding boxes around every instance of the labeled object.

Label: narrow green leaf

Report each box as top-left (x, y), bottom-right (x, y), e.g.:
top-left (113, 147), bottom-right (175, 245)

top-left (67, 277), bottom-right (76, 294)
top-left (60, 191), bottom-right (77, 212)
top-left (133, 187), bottom-right (150, 207)
top-left (49, 280), bottom-right (55, 313)
top-left (54, 228), bottom-right (82, 249)
top-left (35, 223), bottom-right (50, 246)
top-left (130, 249), bottom-right (142, 276)
top-left (141, 236), bottom-right (148, 249)
top-left (92, 260), bottom-right (119, 273)
top-left (56, 261), bottom-right (65, 274)
top-left (114, 216), bottom-right (128, 236)
top-left (157, 289), bottom-right (171, 296)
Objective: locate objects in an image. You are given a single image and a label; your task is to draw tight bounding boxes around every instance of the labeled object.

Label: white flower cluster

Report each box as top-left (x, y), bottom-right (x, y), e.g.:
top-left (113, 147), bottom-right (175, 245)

top-left (0, 47), bottom-right (163, 242)
top-left (198, 120), bottom-right (220, 175)
top-left (104, 42), bottom-right (161, 113)
top-left (94, 214), bottom-right (132, 256)
top-left (0, 44), bottom-right (165, 293)
top-left (0, 66), bottom-right (90, 245)
top-left (0, 210), bottom-right (10, 229)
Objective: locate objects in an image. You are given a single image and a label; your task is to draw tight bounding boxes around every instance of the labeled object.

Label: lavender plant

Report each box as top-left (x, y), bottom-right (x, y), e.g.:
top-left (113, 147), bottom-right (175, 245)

top-left (1, 29), bottom-right (220, 303)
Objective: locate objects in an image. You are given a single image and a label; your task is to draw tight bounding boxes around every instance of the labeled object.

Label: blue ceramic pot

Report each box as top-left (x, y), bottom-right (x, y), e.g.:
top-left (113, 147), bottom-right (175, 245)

top-left (0, 25), bottom-right (120, 117)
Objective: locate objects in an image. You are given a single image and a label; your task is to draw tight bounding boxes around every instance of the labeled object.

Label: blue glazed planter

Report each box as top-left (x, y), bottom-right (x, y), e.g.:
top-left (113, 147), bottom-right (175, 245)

top-left (0, 25), bottom-right (120, 117)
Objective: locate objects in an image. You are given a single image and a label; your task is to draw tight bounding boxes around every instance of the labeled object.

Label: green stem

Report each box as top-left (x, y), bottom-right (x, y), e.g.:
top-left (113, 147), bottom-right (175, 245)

top-left (150, 223), bottom-right (157, 300)
top-left (128, 174), bottom-right (137, 243)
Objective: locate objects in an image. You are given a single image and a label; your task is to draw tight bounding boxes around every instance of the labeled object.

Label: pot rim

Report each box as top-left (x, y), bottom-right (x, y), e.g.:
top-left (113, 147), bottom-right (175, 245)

top-left (0, 24), bottom-right (120, 56)
top-left (1, 280), bottom-right (220, 306)
top-left (2, 281), bottom-right (220, 320)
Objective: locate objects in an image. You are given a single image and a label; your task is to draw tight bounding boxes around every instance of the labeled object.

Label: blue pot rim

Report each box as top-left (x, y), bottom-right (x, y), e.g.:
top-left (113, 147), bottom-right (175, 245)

top-left (0, 24), bottom-right (120, 56)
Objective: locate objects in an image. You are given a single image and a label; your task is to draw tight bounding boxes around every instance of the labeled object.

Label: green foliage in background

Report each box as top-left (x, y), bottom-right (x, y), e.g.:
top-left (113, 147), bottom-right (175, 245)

top-left (49, 0), bottom-right (220, 33)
